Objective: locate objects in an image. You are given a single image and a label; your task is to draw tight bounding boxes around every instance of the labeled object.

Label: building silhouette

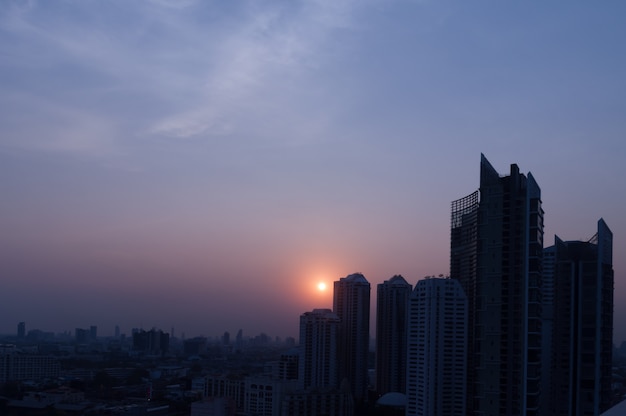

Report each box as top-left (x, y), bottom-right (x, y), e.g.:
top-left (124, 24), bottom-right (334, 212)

top-left (450, 155), bottom-right (543, 416)
top-left (375, 274), bottom-right (411, 395)
top-left (0, 345), bottom-right (60, 383)
top-left (17, 322), bottom-right (25, 339)
top-left (406, 277), bottom-right (467, 416)
top-left (298, 308), bottom-right (340, 390)
top-left (546, 219), bottom-right (613, 415)
top-left (132, 328), bottom-right (170, 356)
top-left (75, 328), bottom-right (90, 344)
top-left (333, 273), bottom-right (370, 403)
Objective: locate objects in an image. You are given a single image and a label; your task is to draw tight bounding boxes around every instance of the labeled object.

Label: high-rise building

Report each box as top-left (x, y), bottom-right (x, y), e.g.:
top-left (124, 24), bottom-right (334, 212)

top-left (132, 329), bottom-right (170, 356)
top-left (333, 273), bottom-right (370, 403)
top-left (540, 244), bottom-right (557, 415)
top-left (90, 325), bottom-right (97, 341)
top-left (547, 219), bottom-right (613, 416)
top-left (450, 154), bottom-right (544, 416)
top-left (406, 277), bottom-right (467, 416)
top-left (298, 308), bottom-right (340, 390)
top-left (17, 322), bottom-right (25, 339)
top-left (375, 274), bottom-right (411, 395)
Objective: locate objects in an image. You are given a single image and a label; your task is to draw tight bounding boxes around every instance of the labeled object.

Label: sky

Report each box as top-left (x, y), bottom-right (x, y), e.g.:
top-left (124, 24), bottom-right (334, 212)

top-left (1, 0), bottom-right (625, 342)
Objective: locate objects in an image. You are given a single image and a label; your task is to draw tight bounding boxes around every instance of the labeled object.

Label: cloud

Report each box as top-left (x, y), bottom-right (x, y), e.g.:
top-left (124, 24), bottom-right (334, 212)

top-left (0, 0), bottom-right (368, 156)
top-left (141, 0), bottom-right (365, 141)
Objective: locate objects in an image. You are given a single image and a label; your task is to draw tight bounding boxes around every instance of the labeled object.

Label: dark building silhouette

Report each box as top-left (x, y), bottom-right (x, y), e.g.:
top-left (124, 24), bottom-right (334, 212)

top-left (275, 349), bottom-right (299, 381)
top-left (75, 328), bottom-right (90, 344)
top-left (546, 219), bottom-right (613, 415)
top-left (17, 322), bottom-right (25, 339)
top-left (89, 325), bottom-right (97, 341)
top-left (333, 273), bottom-right (370, 403)
top-left (133, 329), bottom-right (170, 355)
top-left (375, 274), bottom-right (411, 395)
top-left (298, 308), bottom-right (340, 390)
top-left (450, 155), bottom-right (543, 416)
top-left (184, 337), bottom-right (207, 356)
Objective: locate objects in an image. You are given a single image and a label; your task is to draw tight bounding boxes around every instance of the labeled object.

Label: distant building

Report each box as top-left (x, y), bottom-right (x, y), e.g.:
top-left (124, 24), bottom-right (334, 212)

top-left (406, 277), bottom-right (467, 416)
top-left (273, 349), bottom-right (299, 381)
top-left (0, 348), bottom-right (60, 383)
top-left (191, 397), bottom-right (236, 416)
top-left (244, 376), bottom-right (297, 416)
top-left (90, 325), bottom-right (97, 341)
top-left (235, 329), bottom-right (243, 349)
top-left (281, 381), bottom-right (353, 416)
top-left (375, 274), bottom-right (411, 395)
top-left (184, 337), bottom-right (207, 356)
top-left (17, 322), bottom-right (25, 339)
top-left (547, 219), bottom-right (614, 415)
top-left (298, 309), bottom-right (340, 390)
top-left (133, 329), bottom-right (169, 356)
top-left (333, 273), bottom-right (370, 403)
top-left (450, 155), bottom-right (543, 416)
top-left (75, 328), bottom-right (90, 344)
top-left (205, 374), bottom-right (246, 411)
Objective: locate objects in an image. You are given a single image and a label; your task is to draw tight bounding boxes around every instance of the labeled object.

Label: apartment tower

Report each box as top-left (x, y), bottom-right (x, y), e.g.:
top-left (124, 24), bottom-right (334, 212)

top-left (547, 219), bottom-right (613, 416)
top-left (375, 274), bottom-right (411, 395)
top-left (298, 308), bottom-right (340, 390)
top-left (406, 277), bottom-right (467, 416)
top-left (333, 273), bottom-right (371, 403)
top-left (450, 154), bottom-right (544, 416)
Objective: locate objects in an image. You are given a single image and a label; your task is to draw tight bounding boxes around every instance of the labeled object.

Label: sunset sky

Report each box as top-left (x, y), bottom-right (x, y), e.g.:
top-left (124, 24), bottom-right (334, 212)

top-left (1, 1), bottom-right (625, 342)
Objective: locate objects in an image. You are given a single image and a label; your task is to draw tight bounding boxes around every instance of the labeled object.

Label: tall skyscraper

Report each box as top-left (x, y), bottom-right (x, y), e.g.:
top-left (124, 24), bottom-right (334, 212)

top-left (406, 277), bottom-right (467, 416)
top-left (375, 274), bottom-right (411, 395)
top-left (547, 219), bottom-right (613, 416)
top-left (450, 155), bottom-right (544, 416)
top-left (298, 308), bottom-right (340, 390)
top-left (333, 273), bottom-right (370, 403)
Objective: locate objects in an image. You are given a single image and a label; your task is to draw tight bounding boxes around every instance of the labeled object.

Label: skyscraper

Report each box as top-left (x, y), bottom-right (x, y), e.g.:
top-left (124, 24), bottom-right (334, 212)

top-left (547, 219), bottom-right (613, 416)
top-left (406, 277), bottom-right (467, 416)
top-left (375, 274), bottom-right (411, 395)
top-left (450, 155), bottom-right (544, 416)
top-left (298, 308), bottom-right (340, 390)
top-left (333, 273), bottom-right (370, 403)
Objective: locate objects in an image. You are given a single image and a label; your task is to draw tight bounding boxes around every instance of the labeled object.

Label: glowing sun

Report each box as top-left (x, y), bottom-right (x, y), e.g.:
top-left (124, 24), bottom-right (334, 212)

top-left (317, 282), bottom-right (327, 291)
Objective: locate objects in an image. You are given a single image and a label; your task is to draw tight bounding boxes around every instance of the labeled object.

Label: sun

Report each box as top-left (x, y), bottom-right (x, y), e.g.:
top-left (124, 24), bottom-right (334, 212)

top-left (317, 282), bottom-right (327, 292)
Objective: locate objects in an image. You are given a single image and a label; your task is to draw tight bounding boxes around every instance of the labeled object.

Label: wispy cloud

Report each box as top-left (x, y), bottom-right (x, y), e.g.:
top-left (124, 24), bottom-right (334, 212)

top-left (0, 0), bottom-right (366, 157)
top-left (149, 0), bottom-right (363, 141)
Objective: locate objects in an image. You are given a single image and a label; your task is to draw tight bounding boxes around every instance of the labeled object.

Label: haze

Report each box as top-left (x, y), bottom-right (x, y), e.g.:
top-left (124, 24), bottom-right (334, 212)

top-left (1, 1), bottom-right (625, 342)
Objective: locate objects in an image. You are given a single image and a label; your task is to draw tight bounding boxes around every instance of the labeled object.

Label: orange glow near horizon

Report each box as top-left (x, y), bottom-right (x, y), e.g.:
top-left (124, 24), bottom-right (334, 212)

top-left (285, 267), bottom-right (338, 312)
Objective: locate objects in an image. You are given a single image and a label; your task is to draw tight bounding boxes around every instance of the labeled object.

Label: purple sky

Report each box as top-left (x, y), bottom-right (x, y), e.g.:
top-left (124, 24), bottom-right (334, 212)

top-left (1, 1), bottom-right (625, 342)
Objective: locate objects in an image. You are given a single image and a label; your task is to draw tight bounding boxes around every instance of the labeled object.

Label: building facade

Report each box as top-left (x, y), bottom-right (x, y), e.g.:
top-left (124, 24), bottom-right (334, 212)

top-left (298, 309), bottom-right (340, 390)
top-left (333, 273), bottom-right (370, 403)
top-left (450, 154), bottom-right (544, 416)
top-left (0, 348), bottom-right (60, 383)
top-left (547, 219), bottom-right (613, 416)
top-left (406, 277), bottom-right (467, 416)
top-left (375, 274), bottom-right (411, 395)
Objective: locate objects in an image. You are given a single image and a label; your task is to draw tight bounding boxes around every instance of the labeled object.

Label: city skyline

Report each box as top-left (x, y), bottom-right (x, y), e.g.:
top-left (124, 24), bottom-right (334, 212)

top-left (1, 1), bottom-right (625, 343)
